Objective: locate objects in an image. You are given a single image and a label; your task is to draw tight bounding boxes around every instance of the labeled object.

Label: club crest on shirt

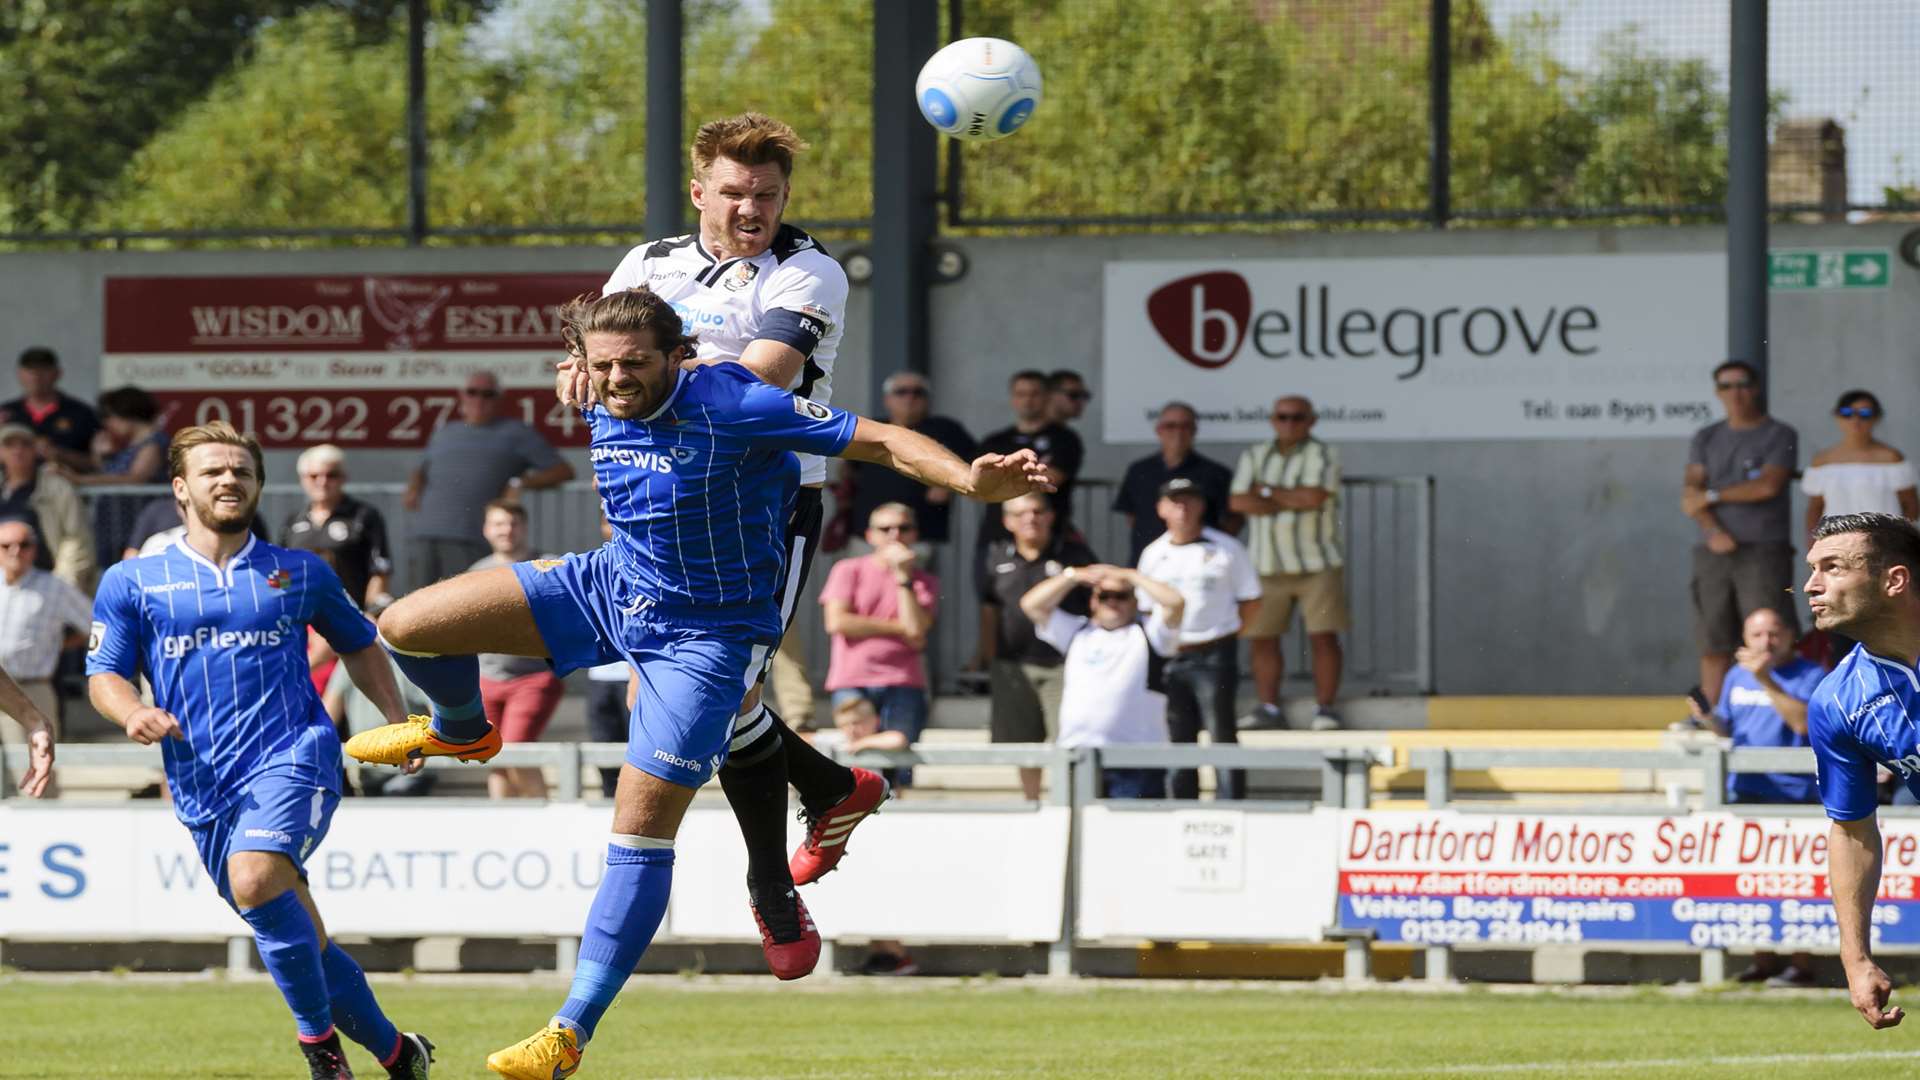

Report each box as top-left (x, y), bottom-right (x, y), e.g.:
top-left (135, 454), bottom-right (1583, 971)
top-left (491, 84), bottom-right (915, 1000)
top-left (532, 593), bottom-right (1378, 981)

top-left (326, 520), bottom-right (351, 542)
top-left (88, 620), bottom-right (104, 654)
top-left (266, 569), bottom-right (292, 590)
top-left (722, 261), bottom-right (760, 292)
top-left (792, 397), bottom-right (832, 422)
top-left (670, 447), bottom-right (698, 465)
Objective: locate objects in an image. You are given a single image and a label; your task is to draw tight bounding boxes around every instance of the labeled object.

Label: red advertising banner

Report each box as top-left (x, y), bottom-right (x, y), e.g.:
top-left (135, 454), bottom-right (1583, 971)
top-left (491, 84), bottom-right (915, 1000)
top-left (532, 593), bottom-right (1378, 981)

top-left (103, 274), bottom-right (605, 449)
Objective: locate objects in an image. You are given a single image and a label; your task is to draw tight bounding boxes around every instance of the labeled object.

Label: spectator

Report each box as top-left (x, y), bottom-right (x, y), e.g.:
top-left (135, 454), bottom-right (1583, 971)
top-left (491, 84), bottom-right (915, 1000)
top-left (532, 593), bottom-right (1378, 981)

top-left (281, 444), bottom-right (395, 611)
top-left (470, 499), bottom-right (565, 799)
top-left (823, 694), bottom-right (919, 978)
top-left (1047, 369), bottom-right (1091, 427)
top-left (584, 660), bottom-right (632, 798)
top-left (1229, 395), bottom-right (1349, 732)
top-left (839, 372), bottom-right (975, 547)
top-left (0, 518), bottom-right (93, 796)
top-left (402, 371), bottom-right (573, 586)
top-left (1137, 478), bottom-right (1262, 800)
top-left (0, 423), bottom-right (95, 590)
top-left (61, 385), bottom-right (169, 568)
top-left (0, 346), bottom-right (101, 474)
top-left (1682, 361), bottom-right (1798, 706)
top-left (976, 492), bottom-right (1096, 800)
top-left (819, 503), bottom-right (939, 790)
top-left (976, 370), bottom-right (1084, 556)
top-left (1021, 562), bottom-right (1185, 799)
top-left (1802, 389), bottom-right (1918, 535)
top-left (1684, 606), bottom-right (1822, 986)
top-left (1112, 401), bottom-right (1239, 565)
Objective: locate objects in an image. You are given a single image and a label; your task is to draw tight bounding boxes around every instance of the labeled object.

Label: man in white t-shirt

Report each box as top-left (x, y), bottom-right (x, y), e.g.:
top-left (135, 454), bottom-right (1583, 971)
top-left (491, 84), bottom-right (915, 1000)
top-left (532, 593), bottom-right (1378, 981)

top-left (1136, 477), bottom-right (1262, 800)
top-left (1020, 563), bottom-right (1185, 799)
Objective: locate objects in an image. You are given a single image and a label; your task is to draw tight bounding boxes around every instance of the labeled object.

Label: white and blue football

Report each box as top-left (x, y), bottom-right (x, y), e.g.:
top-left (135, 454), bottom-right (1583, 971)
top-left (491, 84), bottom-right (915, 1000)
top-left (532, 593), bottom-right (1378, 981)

top-left (915, 37), bottom-right (1043, 142)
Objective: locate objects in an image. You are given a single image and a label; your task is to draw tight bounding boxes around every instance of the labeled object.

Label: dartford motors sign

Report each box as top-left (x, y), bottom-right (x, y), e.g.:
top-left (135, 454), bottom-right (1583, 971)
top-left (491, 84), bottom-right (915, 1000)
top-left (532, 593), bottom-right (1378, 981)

top-left (1103, 254), bottom-right (1726, 442)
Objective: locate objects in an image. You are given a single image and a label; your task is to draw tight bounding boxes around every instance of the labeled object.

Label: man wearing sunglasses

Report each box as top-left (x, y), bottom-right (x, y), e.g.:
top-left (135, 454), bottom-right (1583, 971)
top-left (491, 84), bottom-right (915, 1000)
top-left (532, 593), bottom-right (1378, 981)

top-left (841, 372), bottom-right (976, 546)
top-left (1020, 561), bottom-right (1185, 799)
top-left (1113, 401), bottom-right (1238, 565)
top-left (1682, 360), bottom-right (1799, 706)
top-left (1230, 395), bottom-right (1348, 732)
top-left (1047, 369), bottom-right (1092, 427)
top-left (401, 371), bottom-right (575, 587)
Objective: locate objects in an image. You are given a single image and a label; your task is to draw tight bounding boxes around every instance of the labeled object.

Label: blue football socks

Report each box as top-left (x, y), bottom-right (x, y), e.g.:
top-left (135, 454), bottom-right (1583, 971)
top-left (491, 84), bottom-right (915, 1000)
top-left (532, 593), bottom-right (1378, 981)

top-left (238, 891), bottom-right (334, 1040)
top-left (381, 640), bottom-right (489, 742)
top-left (321, 942), bottom-right (403, 1066)
top-left (554, 842), bottom-right (675, 1044)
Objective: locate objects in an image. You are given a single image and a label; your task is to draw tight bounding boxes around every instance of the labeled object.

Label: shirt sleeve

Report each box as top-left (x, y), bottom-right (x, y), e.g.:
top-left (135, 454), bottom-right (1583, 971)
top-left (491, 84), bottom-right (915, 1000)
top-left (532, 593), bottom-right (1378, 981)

top-left (602, 245), bottom-right (647, 298)
top-left (1230, 447), bottom-right (1257, 494)
top-left (84, 565), bottom-right (142, 679)
top-left (1035, 609), bottom-right (1086, 653)
top-left (912, 571), bottom-right (940, 620)
top-left (1229, 540), bottom-right (1262, 600)
top-left (1319, 443), bottom-right (1344, 493)
top-left (977, 551), bottom-right (1002, 606)
top-left (1712, 669), bottom-right (1736, 725)
top-left (1052, 428), bottom-right (1085, 481)
top-left (1809, 691), bottom-right (1880, 821)
top-left (514, 422), bottom-right (564, 469)
top-left (1144, 609), bottom-right (1181, 655)
top-left (727, 374), bottom-right (859, 457)
top-left (1799, 466), bottom-right (1826, 497)
top-left (1111, 462), bottom-right (1140, 515)
top-left (1765, 422), bottom-right (1799, 472)
top-left (53, 578), bottom-right (93, 634)
top-left (304, 555), bottom-right (379, 654)
top-left (1687, 427), bottom-right (1710, 468)
top-left (756, 260), bottom-right (849, 360)
top-left (818, 558), bottom-right (855, 607)
top-left (363, 506), bottom-right (394, 579)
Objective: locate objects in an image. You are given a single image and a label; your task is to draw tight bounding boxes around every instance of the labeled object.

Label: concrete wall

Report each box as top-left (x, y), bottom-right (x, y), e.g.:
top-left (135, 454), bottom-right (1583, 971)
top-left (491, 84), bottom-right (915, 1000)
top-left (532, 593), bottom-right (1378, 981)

top-left (3, 222), bottom-right (1915, 694)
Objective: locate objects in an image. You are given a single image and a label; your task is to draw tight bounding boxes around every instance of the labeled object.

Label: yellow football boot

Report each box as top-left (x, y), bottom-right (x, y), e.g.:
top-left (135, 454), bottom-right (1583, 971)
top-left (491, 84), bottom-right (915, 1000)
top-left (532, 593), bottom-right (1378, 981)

top-left (486, 1024), bottom-right (583, 1079)
top-left (343, 714), bottom-right (502, 766)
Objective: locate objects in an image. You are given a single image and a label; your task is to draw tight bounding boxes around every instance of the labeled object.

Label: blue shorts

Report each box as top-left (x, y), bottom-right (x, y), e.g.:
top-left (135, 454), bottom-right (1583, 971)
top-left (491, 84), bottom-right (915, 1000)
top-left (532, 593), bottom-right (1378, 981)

top-left (190, 771), bottom-right (341, 906)
top-left (513, 548), bottom-right (765, 788)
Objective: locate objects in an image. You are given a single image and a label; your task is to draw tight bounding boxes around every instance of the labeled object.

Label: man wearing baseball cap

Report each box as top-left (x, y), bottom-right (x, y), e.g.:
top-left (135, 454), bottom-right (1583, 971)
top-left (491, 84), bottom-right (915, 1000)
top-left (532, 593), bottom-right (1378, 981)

top-left (1136, 477), bottom-right (1262, 799)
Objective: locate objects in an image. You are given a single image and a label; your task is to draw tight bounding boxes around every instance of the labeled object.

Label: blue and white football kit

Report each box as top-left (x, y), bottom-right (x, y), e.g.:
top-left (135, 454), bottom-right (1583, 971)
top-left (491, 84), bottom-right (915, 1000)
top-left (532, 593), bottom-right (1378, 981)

top-left (517, 361), bottom-right (856, 786)
top-left (1715, 658), bottom-right (1824, 804)
top-left (87, 536), bottom-right (375, 899)
top-left (87, 535), bottom-right (409, 1057)
top-left (1808, 644), bottom-right (1920, 819)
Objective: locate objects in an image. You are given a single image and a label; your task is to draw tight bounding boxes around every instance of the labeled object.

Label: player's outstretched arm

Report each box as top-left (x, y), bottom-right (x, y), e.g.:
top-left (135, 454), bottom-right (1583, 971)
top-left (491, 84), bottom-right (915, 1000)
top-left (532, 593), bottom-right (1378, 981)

top-left (1832, 815), bottom-right (1905, 1029)
top-left (842, 417), bottom-right (1055, 503)
top-left (88, 672), bottom-right (184, 748)
top-left (0, 663), bottom-right (54, 796)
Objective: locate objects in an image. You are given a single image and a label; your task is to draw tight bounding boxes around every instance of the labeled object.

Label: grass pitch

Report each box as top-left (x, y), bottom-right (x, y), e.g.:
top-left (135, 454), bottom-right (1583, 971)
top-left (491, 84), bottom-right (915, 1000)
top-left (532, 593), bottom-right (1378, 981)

top-left (2, 975), bottom-right (1916, 1079)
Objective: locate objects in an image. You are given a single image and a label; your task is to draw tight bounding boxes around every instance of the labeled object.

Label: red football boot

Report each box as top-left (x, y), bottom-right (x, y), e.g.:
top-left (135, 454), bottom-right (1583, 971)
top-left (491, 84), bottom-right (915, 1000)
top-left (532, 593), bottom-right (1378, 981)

top-left (750, 883), bottom-right (821, 980)
top-left (790, 767), bottom-right (891, 886)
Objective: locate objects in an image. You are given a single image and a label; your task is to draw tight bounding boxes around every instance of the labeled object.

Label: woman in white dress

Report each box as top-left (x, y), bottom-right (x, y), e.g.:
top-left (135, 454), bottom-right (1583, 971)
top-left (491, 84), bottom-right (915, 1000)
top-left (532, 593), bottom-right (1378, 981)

top-left (1802, 389), bottom-right (1919, 541)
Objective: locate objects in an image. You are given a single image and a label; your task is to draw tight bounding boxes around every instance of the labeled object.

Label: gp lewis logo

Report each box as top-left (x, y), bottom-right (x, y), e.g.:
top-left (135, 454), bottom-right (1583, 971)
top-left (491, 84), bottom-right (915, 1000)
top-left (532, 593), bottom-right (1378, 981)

top-left (1146, 272), bottom-right (1251, 369)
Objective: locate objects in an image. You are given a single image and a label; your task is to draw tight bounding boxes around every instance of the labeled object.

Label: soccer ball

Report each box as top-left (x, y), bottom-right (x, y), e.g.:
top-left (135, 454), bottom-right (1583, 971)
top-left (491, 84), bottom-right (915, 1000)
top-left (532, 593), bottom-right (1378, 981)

top-left (915, 37), bottom-right (1043, 142)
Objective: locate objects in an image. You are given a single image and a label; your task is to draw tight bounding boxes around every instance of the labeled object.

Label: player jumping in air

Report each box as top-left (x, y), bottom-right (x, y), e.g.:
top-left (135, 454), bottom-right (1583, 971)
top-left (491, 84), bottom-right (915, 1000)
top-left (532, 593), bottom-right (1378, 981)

top-left (549, 113), bottom-right (897, 979)
top-left (1803, 511), bottom-right (1920, 1029)
top-left (344, 288), bottom-right (1050, 1079)
top-left (86, 423), bottom-right (434, 1080)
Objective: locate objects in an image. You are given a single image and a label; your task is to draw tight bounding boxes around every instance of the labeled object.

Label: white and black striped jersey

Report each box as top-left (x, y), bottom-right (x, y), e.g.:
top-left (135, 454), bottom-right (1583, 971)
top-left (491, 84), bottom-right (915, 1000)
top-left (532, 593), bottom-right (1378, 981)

top-left (603, 223), bottom-right (848, 486)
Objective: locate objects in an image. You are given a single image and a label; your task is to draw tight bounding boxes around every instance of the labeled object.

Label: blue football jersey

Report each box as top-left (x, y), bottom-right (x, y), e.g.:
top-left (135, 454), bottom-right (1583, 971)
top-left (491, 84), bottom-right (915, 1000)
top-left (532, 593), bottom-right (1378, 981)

top-left (1714, 658), bottom-right (1823, 803)
top-left (86, 535), bottom-right (377, 826)
top-left (587, 361), bottom-right (857, 634)
top-left (1808, 643), bottom-right (1920, 820)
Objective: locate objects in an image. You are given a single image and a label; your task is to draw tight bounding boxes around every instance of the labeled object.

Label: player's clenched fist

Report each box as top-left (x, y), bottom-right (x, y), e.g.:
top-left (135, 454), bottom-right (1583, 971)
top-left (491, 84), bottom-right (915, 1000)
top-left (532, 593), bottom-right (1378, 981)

top-left (123, 706), bottom-right (185, 745)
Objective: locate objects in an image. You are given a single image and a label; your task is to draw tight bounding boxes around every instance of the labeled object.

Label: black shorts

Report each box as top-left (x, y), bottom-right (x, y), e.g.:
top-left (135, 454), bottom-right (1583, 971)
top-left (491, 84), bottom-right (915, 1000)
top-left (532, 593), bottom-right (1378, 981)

top-left (754, 485), bottom-right (824, 685)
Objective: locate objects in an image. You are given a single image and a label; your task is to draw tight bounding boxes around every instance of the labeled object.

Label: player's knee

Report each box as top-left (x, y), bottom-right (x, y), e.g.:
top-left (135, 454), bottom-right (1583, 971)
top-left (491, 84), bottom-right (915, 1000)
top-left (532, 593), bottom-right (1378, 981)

top-left (376, 601), bottom-right (426, 652)
top-left (227, 853), bottom-right (293, 909)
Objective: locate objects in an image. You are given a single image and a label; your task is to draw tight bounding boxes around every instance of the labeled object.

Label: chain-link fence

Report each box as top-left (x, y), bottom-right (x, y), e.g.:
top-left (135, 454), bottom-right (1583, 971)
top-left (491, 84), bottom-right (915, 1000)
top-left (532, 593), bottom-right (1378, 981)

top-left (2, 0), bottom-right (1913, 248)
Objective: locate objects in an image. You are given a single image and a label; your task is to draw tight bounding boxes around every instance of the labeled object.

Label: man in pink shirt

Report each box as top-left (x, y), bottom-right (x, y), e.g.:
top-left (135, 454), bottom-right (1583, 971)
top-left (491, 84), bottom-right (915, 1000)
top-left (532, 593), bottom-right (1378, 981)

top-left (819, 502), bottom-right (939, 788)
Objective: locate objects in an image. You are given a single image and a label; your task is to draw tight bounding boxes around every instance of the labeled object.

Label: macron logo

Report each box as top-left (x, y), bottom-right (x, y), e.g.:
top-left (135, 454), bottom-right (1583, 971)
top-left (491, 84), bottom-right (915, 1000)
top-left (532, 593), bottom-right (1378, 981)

top-left (161, 626), bottom-right (285, 660)
top-left (1147, 271), bottom-right (1251, 369)
top-left (651, 748), bottom-right (705, 774)
top-left (142, 581), bottom-right (197, 595)
top-left (1849, 692), bottom-right (1897, 724)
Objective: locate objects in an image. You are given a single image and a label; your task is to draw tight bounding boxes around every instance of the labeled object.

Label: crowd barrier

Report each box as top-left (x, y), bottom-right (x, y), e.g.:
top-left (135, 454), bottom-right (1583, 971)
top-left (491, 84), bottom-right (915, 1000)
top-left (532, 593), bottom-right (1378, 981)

top-left (5, 741), bottom-right (1905, 984)
top-left (78, 473), bottom-right (1436, 697)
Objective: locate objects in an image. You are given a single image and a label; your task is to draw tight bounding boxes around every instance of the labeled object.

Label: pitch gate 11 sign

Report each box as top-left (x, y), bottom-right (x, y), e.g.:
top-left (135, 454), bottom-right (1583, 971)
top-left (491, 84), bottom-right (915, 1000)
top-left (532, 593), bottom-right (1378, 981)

top-left (1103, 254), bottom-right (1727, 443)
top-left (1336, 811), bottom-right (1920, 948)
top-left (103, 273), bottom-right (606, 449)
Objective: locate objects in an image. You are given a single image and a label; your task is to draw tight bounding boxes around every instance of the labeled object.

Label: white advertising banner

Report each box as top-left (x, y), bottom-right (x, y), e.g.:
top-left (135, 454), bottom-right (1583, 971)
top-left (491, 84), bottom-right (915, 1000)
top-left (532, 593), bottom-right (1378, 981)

top-left (1076, 806), bottom-right (1338, 942)
top-left (1102, 254), bottom-right (1725, 442)
top-left (668, 808), bottom-right (1071, 943)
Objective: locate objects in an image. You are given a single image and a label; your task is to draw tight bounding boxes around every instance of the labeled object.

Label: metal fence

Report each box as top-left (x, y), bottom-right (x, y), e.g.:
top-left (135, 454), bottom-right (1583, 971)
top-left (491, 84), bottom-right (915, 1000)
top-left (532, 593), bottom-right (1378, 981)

top-left (5, 0), bottom-right (1914, 248)
top-left (83, 472), bottom-right (1434, 697)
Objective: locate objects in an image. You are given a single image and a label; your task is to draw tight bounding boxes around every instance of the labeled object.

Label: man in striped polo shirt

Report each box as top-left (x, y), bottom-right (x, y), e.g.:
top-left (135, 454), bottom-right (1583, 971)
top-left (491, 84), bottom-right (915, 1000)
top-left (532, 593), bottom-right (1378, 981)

top-left (0, 517), bottom-right (88, 795)
top-left (1229, 395), bottom-right (1349, 731)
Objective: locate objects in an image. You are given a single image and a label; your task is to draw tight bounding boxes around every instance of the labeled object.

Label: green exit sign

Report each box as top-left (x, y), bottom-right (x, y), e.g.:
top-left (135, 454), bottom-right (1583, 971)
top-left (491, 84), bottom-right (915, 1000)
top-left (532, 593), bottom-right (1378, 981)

top-left (1769, 249), bottom-right (1891, 290)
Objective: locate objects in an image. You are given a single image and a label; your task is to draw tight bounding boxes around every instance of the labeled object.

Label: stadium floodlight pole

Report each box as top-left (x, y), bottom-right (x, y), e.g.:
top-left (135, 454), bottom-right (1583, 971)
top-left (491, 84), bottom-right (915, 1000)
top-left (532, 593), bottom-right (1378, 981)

top-left (1427, 0), bottom-right (1451, 229)
top-left (871, 0), bottom-right (939, 398)
top-left (645, 0), bottom-right (684, 241)
top-left (405, 0), bottom-right (428, 246)
top-left (1727, 0), bottom-right (1769, 388)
